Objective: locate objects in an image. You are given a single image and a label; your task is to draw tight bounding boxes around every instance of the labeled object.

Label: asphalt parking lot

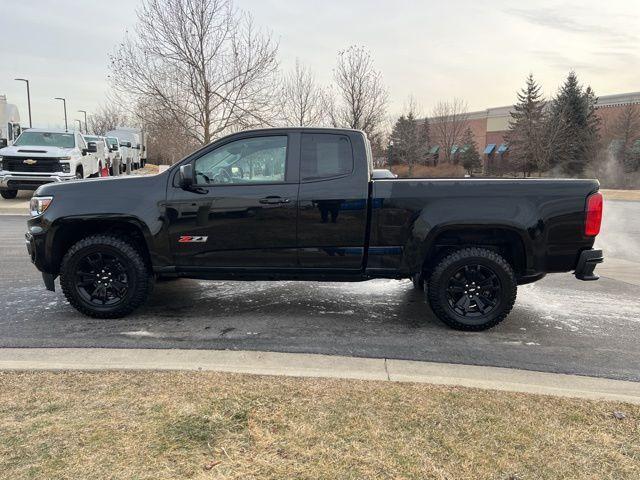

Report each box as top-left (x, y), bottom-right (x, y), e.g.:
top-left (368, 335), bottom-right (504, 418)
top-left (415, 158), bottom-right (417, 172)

top-left (1, 201), bottom-right (639, 381)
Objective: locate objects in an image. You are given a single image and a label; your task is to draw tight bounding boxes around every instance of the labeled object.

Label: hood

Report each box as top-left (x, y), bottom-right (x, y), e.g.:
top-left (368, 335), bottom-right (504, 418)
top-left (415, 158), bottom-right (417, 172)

top-left (0, 145), bottom-right (75, 157)
top-left (34, 170), bottom-right (168, 198)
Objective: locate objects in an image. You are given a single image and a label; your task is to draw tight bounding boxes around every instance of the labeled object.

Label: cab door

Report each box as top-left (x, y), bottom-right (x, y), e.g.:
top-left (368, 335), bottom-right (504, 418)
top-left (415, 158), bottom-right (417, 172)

top-left (165, 133), bottom-right (300, 268)
top-left (296, 132), bottom-right (369, 269)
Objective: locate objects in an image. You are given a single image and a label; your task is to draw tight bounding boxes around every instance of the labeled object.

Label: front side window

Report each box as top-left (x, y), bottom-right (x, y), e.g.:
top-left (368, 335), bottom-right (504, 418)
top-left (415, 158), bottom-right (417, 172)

top-left (301, 133), bottom-right (353, 181)
top-left (13, 131), bottom-right (76, 148)
top-left (194, 136), bottom-right (287, 185)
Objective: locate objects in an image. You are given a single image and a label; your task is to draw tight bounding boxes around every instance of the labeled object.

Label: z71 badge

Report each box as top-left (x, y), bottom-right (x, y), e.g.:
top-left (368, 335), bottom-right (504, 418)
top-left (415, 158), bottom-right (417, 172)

top-left (178, 236), bottom-right (208, 243)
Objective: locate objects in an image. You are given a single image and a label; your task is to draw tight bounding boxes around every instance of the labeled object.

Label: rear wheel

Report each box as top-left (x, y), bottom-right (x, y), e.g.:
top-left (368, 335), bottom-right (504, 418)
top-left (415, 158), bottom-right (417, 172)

top-left (0, 189), bottom-right (18, 199)
top-left (60, 235), bottom-right (153, 318)
top-left (426, 248), bottom-right (516, 331)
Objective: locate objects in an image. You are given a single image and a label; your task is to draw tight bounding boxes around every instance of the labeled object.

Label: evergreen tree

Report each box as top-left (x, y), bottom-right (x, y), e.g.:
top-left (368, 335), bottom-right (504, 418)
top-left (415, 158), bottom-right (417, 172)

top-left (505, 74), bottom-right (546, 177)
top-left (546, 71), bottom-right (600, 176)
top-left (389, 112), bottom-right (429, 174)
top-left (459, 127), bottom-right (481, 175)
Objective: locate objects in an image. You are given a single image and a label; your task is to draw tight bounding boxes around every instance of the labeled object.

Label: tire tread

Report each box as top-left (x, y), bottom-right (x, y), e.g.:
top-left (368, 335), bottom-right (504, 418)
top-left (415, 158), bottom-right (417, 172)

top-left (427, 247), bottom-right (517, 331)
top-left (60, 234), bottom-right (152, 318)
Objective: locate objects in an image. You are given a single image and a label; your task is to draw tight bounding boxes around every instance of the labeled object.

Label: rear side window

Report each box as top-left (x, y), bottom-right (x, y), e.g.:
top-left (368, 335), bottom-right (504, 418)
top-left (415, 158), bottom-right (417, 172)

top-left (301, 133), bottom-right (353, 181)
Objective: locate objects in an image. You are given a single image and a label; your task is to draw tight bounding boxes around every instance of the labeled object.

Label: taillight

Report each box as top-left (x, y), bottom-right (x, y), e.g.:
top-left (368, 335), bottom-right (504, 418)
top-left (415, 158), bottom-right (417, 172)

top-left (585, 192), bottom-right (603, 236)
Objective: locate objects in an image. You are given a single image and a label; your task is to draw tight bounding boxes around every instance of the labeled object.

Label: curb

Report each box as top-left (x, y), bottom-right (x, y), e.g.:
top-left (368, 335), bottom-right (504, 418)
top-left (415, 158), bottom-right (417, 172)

top-left (1, 348), bottom-right (639, 404)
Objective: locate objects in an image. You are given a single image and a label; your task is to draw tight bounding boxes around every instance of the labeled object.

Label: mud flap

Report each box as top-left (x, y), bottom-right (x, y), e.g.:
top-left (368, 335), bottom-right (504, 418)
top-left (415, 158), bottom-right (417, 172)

top-left (42, 272), bottom-right (56, 292)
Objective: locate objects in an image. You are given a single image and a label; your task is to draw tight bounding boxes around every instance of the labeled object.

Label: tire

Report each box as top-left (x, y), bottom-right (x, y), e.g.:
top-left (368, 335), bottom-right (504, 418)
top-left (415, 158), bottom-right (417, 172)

top-left (60, 235), bottom-right (153, 318)
top-left (75, 169), bottom-right (83, 180)
top-left (1, 189), bottom-right (18, 199)
top-left (426, 247), bottom-right (516, 331)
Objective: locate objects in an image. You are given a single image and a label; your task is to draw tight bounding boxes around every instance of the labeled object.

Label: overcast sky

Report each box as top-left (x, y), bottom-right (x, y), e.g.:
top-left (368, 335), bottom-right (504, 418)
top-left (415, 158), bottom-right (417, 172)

top-left (1, 0), bottom-right (638, 129)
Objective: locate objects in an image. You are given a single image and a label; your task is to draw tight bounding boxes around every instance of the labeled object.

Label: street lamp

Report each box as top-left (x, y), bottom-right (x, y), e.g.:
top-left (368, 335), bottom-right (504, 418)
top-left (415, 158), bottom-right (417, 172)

top-left (14, 78), bottom-right (32, 128)
top-left (54, 97), bottom-right (68, 131)
top-left (78, 110), bottom-right (88, 134)
top-left (74, 119), bottom-right (82, 131)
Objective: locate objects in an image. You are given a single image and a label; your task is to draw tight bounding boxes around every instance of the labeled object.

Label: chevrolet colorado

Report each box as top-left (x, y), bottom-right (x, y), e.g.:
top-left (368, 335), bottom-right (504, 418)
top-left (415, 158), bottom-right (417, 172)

top-left (25, 128), bottom-right (604, 330)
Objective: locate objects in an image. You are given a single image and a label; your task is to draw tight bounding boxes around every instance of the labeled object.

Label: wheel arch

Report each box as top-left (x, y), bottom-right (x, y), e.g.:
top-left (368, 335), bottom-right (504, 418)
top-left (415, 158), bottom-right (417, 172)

top-left (411, 222), bottom-right (533, 278)
top-left (48, 216), bottom-right (153, 274)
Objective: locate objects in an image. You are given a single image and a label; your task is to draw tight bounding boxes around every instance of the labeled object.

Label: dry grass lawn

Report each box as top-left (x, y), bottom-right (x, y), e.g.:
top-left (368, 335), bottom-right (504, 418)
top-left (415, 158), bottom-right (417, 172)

top-left (0, 371), bottom-right (638, 479)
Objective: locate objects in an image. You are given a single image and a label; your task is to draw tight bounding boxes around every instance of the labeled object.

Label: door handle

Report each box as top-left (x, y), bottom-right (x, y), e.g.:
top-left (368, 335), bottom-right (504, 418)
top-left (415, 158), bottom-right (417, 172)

top-left (259, 196), bottom-right (290, 204)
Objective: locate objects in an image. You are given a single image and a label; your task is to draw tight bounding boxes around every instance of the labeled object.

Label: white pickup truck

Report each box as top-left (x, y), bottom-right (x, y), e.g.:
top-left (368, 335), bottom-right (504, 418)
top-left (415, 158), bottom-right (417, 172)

top-left (0, 128), bottom-right (100, 199)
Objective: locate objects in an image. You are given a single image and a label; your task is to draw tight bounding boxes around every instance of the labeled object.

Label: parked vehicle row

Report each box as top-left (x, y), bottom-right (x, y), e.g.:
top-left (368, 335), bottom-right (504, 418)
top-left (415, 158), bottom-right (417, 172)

top-left (0, 127), bottom-right (146, 199)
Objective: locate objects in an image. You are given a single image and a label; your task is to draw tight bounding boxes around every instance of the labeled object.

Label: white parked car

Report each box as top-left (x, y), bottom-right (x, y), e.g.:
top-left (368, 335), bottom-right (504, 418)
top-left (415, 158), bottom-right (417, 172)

top-left (0, 128), bottom-right (100, 199)
top-left (0, 94), bottom-right (21, 148)
top-left (105, 136), bottom-right (123, 175)
top-left (83, 135), bottom-right (110, 176)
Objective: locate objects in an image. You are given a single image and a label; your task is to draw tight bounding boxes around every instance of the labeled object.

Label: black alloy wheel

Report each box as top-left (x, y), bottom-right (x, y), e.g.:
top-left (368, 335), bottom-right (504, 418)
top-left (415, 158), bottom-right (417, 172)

top-left (445, 264), bottom-right (501, 317)
top-left (74, 252), bottom-right (129, 306)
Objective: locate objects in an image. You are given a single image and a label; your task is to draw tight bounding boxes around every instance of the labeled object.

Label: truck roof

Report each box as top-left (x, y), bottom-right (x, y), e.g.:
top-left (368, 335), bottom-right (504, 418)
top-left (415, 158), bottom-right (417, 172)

top-left (237, 127), bottom-right (366, 135)
top-left (20, 128), bottom-right (79, 134)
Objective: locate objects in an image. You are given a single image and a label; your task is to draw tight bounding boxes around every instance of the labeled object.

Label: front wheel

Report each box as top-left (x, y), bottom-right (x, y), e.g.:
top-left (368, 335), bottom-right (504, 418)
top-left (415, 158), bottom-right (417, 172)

top-left (0, 189), bottom-right (18, 199)
top-left (60, 235), bottom-right (153, 318)
top-left (426, 248), bottom-right (517, 331)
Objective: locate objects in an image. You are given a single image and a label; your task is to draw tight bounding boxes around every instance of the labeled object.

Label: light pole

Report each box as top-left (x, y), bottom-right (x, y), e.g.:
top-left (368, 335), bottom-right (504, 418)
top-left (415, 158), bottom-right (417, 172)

top-left (78, 110), bottom-right (88, 134)
top-left (74, 119), bottom-right (82, 131)
top-left (14, 78), bottom-right (32, 128)
top-left (54, 97), bottom-right (68, 131)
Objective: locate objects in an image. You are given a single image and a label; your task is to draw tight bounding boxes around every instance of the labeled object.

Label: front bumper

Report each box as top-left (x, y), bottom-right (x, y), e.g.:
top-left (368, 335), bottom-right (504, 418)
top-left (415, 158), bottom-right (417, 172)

top-left (575, 249), bottom-right (604, 281)
top-left (0, 172), bottom-right (76, 190)
top-left (25, 228), bottom-right (57, 291)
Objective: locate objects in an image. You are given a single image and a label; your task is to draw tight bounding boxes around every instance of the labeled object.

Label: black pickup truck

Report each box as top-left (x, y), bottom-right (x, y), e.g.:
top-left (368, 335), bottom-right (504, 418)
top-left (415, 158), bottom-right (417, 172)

top-left (26, 128), bottom-right (604, 330)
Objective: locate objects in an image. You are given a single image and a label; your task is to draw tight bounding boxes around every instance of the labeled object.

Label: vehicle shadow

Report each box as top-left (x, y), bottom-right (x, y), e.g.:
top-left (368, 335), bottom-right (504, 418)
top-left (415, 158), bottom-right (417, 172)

top-left (140, 278), bottom-right (444, 330)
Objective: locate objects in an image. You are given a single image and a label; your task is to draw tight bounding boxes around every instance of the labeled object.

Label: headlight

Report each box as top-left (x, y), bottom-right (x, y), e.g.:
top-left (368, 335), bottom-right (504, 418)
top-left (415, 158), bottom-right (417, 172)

top-left (60, 163), bottom-right (70, 173)
top-left (0, 156), bottom-right (3, 170)
top-left (30, 196), bottom-right (53, 217)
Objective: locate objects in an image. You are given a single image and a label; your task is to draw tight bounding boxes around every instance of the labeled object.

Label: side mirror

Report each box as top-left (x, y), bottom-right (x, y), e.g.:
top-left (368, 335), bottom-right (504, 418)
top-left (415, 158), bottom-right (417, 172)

top-left (127, 142), bottom-right (132, 148)
top-left (87, 142), bottom-right (98, 153)
top-left (179, 164), bottom-right (195, 189)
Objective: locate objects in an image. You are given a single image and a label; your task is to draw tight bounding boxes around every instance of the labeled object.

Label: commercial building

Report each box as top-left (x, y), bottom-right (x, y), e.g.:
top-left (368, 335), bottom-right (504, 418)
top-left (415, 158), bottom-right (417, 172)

top-left (427, 91), bottom-right (640, 171)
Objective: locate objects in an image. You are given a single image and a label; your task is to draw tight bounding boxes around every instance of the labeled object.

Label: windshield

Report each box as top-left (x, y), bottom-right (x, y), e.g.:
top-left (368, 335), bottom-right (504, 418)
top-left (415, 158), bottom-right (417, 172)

top-left (107, 137), bottom-right (118, 146)
top-left (84, 136), bottom-right (101, 142)
top-left (14, 131), bottom-right (75, 148)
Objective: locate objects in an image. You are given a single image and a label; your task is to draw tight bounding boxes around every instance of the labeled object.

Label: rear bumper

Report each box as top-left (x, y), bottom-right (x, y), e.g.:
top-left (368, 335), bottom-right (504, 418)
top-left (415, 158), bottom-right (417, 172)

top-left (575, 249), bottom-right (603, 281)
top-left (0, 172), bottom-right (76, 190)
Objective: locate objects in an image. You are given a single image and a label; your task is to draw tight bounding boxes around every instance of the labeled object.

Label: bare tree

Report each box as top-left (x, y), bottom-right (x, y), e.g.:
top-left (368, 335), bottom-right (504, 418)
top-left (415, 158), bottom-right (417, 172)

top-left (138, 97), bottom-right (200, 164)
top-left (280, 59), bottom-right (327, 127)
top-left (110, 0), bottom-right (279, 146)
top-left (88, 103), bottom-right (130, 136)
top-left (611, 104), bottom-right (640, 150)
top-left (329, 46), bottom-right (388, 140)
top-left (430, 99), bottom-right (469, 164)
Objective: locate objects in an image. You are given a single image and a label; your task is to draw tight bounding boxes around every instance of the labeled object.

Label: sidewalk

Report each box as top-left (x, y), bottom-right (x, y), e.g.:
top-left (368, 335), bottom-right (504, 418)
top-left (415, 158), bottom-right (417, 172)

top-left (1, 348), bottom-right (639, 404)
